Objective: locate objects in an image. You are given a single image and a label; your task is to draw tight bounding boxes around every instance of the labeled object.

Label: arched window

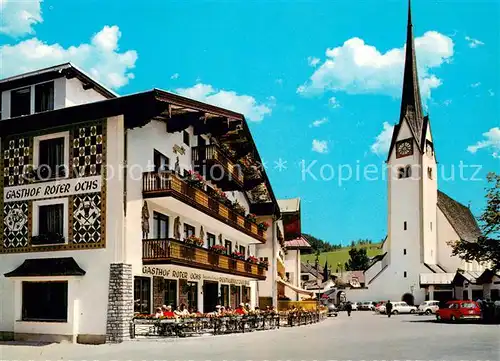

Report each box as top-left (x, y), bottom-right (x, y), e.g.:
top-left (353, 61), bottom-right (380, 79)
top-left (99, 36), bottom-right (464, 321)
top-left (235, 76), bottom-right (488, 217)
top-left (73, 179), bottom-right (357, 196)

top-left (405, 165), bottom-right (412, 178)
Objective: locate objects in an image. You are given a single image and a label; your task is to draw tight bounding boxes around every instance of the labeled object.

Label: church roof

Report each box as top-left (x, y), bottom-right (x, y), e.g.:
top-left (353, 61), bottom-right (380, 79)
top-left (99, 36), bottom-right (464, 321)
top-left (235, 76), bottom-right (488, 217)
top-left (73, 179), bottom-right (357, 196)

top-left (301, 261), bottom-right (324, 280)
top-left (437, 191), bottom-right (482, 242)
top-left (387, 0), bottom-right (428, 161)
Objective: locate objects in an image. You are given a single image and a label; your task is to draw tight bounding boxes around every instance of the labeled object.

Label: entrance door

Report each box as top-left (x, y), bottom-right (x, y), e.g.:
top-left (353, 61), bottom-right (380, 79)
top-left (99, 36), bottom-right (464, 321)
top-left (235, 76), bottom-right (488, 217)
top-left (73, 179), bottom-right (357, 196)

top-left (203, 281), bottom-right (219, 313)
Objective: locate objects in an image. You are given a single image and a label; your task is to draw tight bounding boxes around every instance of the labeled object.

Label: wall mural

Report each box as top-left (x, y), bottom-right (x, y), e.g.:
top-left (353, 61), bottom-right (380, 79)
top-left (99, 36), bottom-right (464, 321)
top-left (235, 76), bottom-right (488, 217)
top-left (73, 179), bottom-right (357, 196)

top-left (3, 202), bottom-right (29, 248)
top-left (0, 120), bottom-right (107, 253)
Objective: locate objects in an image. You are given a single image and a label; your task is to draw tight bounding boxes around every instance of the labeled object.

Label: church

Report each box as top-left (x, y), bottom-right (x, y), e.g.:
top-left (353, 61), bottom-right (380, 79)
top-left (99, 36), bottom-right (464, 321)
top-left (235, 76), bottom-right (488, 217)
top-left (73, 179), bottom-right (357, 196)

top-left (349, 2), bottom-right (499, 305)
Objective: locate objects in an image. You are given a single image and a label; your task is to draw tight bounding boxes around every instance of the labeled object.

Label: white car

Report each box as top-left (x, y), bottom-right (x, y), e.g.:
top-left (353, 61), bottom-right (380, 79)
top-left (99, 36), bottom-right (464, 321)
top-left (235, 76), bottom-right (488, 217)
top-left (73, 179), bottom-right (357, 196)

top-left (417, 300), bottom-right (440, 315)
top-left (350, 302), bottom-right (358, 311)
top-left (390, 301), bottom-right (417, 314)
top-left (375, 303), bottom-right (386, 314)
top-left (360, 301), bottom-right (375, 311)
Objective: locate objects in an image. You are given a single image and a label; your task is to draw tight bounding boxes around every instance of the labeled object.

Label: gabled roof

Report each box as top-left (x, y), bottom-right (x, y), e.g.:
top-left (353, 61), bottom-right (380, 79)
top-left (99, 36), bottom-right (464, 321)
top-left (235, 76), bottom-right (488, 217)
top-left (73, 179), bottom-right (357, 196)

top-left (301, 262), bottom-right (324, 280)
top-left (437, 191), bottom-right (482, 242)
top-left (5, 257), bottom-right (86, 277)
top-left (0, 62), bottom-right (117, 99)
top-left (285, 236), bottom-right (311, 250)
top-left (278, 198), bottom-right (301, 213)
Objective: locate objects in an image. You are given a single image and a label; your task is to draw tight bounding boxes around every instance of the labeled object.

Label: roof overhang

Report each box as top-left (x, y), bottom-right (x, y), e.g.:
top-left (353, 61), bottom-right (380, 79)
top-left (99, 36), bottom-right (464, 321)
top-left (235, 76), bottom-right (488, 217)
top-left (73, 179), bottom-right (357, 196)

top-left (4, 257), bottom-right (86, 277)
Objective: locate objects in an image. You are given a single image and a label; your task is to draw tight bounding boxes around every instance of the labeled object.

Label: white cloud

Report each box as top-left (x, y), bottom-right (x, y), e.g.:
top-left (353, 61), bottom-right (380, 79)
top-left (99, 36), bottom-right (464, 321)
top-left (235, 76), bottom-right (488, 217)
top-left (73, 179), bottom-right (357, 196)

top-left (275, 78), bottom-right (283, 85)
top-left (470, 82), bottom-right (481, 88)
top-left (465, 36), bottom-right (485, 48)
top-left (371, 122), bottom-right (394, 156)
top-left (312, 139), bottom-right (329, 154)
top-left (170, 73), bottom-right (179, 80)
top-left (175, 83), bottom-right (273, 122)
top-left (328, 96), bottom-right (341, 108)
top-left (443, 99), bottom-right (452, 106)
top-left (467, 127), bottom-right (500, 158)
top-left (488, 89), bottom-right (495, 96)
top-left (0, 0), bottom-right (42, 36)
top-left (307, 56), bottom-right (320, 67)
top-left (0, 25), bottom-right (138, 89)
top-left (310, 117), bottom-right (328, 128)
top-left (298, 31), bottom-right (454, 102)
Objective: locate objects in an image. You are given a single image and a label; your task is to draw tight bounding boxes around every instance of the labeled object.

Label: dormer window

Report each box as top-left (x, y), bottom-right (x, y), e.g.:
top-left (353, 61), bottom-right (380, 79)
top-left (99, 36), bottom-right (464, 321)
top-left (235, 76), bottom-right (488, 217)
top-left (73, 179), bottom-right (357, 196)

top-left (35, 82), bottom-right (55, 113)
top-left (11, 87), bottom-right (31, 117)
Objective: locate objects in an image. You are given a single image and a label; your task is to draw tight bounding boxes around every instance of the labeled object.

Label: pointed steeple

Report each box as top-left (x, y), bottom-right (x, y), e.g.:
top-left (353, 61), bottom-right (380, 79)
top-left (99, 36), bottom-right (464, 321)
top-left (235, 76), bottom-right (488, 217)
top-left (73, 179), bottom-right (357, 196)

top-left (399, 0), bottom-right (424, 143)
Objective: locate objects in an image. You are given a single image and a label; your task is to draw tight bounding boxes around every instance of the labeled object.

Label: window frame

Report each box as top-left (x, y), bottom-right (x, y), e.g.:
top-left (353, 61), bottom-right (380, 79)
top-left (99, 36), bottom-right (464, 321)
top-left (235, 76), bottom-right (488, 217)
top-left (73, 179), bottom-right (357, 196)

top-left (152, 211), bottom-right (169, 239)
top-left (207, 233), bottom-right (216, 248)
top-left (34, 81), bottom-right (55, 113)
top-left (183, 130), bottom-right (190, 146)
top-left (183, 223), bottom-right (195, 239)
top-left (153, 149), bottom-right (170, 173)
top-left (134, 276), bottom-right (151, 314)
top-left (22, 281), bottom-right (68, 322)
top-left (225, 239), bottom-right (233, 254)
top-left (33, 131), bottom-right (70, 180)
top-left (10, 86), bottom-right (32, 118)
top-left (32, 198), bottom-right (69, 246)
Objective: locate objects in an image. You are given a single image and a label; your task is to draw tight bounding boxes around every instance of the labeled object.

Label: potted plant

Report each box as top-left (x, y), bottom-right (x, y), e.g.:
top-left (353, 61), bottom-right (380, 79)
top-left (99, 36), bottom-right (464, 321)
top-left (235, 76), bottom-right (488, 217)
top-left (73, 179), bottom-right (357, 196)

top-left (257, 222), bottom-right (270, 231)
top-left (210, 244), bottom-right (227, 254)
top-left (184, 235), bottom-right (204, 247)
top-left (259, 259), bottom-right (269, 269)
top-left (31, 232), bottom-right (65, 245)
top-left (232, 200), bottom-right (246, 215)
top-left (186, 170), bottom-right (206, 189)
top-left (231, 251), bottom-right (245, 260)
top-left (246, 213), bottom-right (257, 223)
top-left (247, 256), bottom-right (259, 264)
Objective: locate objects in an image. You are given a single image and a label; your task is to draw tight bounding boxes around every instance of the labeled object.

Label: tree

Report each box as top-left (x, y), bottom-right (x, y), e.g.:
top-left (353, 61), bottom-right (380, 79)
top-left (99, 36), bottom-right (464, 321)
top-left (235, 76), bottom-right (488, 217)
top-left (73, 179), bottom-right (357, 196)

top-left (449, 172), bottom-right (500, 270)
top-left (344, 247), bottom-right (370, 271)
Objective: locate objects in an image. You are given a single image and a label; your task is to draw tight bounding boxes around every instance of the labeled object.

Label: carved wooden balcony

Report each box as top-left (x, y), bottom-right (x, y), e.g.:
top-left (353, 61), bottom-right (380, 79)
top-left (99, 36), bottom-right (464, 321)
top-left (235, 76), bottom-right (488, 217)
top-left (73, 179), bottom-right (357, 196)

top-left (142, 238), bottom-right (267, 280)
top-left (192, 144), bottom-right (244, 190)
top-left (143, 171), bottom-right (265, 242)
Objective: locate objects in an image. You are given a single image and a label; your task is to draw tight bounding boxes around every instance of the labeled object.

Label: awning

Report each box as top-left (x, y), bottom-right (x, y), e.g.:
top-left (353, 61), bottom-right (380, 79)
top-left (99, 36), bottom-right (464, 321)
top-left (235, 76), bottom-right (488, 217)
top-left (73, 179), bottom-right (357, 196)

top-left (277, 278), bottom-right (314, 296)
top-left (419, 272), bottom-right (455, 285)
top-left (4, 257), bottom-right (86, 278)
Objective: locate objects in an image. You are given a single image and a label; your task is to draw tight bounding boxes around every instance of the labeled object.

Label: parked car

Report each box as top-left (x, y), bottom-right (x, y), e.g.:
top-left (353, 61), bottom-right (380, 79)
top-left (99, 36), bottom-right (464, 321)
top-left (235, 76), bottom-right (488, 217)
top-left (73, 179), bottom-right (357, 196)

top-left (360, 301), bottom-right (375, 311)
top-left (436, 300), bottom-right (481, 322)
top-left (390, 301), bottom-right (417, 314)
top-left (351, 302), bottom-right (359, 311)
top-left (417, 300), bottom-right (440, 315)
top-left (375, 302), bottom-right (386, 314)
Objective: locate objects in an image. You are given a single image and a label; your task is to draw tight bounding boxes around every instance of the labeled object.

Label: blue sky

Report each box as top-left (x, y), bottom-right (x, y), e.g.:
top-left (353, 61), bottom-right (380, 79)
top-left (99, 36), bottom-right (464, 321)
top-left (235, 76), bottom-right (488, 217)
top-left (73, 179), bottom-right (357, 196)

top-left (1, 0), bottom-right (499, 245)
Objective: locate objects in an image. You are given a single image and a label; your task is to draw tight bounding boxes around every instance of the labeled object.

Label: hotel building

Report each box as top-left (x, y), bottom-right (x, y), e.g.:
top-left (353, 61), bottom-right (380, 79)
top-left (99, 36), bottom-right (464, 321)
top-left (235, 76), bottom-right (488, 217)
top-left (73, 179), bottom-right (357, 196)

top-left (0, 64), bottom-right (281, 344)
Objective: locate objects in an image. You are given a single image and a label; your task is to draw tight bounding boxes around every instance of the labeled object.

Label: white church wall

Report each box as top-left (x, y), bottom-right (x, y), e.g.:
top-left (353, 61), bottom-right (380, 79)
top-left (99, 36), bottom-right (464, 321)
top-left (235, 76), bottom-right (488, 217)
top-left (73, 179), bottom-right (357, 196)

top-left (436, 208), bottom-right (463, 272)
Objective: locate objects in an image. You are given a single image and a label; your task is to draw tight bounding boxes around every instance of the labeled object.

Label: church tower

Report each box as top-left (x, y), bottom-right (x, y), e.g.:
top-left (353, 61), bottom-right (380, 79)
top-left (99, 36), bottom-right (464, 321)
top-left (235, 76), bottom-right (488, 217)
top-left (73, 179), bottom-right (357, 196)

top-left (386, 0), bottom-right (438, 297)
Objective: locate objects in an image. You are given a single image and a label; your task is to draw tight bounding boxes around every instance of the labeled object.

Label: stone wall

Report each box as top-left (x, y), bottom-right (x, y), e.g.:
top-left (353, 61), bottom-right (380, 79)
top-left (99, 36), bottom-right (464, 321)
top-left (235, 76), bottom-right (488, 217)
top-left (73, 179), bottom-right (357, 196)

top-left (106, 263), bottom-right (133, 343)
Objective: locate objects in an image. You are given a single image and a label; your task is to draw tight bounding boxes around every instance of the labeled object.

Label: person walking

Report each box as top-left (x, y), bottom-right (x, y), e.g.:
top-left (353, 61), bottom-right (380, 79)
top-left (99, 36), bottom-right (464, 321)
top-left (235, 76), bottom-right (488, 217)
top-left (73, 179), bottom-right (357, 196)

top-left (345, 301), bottom-right (353, 317)
top-left (386, 300), bottom-right (393, 318)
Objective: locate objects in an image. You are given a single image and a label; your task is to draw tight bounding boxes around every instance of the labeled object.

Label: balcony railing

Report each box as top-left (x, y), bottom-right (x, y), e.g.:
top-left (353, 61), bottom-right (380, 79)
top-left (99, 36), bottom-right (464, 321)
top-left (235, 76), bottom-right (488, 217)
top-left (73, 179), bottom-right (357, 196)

top-left (143, 171), bottom-right (266, 242)
top-left (192, 144), bottom-right (244, 190)
top-left (143, 238), bottom-right (267, 280)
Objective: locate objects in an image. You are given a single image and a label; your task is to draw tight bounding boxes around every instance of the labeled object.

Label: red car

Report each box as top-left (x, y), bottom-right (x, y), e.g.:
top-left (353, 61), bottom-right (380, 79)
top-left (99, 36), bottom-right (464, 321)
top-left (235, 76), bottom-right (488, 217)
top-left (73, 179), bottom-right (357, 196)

top-left (436, 300), bottom-right (481, 322)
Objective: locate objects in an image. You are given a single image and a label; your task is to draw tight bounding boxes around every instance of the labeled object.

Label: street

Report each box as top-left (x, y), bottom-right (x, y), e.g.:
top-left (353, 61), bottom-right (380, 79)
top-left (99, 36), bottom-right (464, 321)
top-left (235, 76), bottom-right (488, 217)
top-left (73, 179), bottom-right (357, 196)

top-left (1, 312), bottom-right (499, 361)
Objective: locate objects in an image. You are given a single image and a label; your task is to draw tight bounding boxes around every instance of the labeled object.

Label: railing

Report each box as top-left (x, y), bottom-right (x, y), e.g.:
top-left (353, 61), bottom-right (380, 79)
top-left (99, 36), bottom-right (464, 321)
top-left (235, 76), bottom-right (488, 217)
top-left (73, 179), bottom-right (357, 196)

top-left (192, 144), bottom-right (244, 187)
top-left (143, 172), bottom-right (265, 242)
top-left (143, 238), bottom-right (267, 280)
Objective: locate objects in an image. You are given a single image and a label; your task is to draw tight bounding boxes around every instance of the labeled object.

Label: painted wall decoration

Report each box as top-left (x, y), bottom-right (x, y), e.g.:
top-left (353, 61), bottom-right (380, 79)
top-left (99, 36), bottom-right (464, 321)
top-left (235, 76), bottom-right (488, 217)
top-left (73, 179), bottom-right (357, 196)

top-left (72, 124), bottom-right (104, 177)
top-left (0, 120), bottom-right (107, 253)
top-left (3, 202), bottom-right (29, 248)
top-left (72, 193), bottom-right (102, 243)
top-left (3, 137), bottom-right (31, 187)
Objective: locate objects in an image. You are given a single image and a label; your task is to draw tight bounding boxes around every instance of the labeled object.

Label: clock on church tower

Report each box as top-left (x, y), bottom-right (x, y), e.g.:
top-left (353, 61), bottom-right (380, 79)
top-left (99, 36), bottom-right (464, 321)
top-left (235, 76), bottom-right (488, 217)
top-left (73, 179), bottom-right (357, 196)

top-left (396, 139), bottom-right (413, 158)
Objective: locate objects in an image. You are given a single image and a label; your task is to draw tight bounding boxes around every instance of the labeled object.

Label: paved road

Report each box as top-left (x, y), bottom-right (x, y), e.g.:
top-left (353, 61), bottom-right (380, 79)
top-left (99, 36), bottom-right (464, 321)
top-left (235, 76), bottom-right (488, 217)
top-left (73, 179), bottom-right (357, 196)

top-left (1, 312), bottom-right (499, 361)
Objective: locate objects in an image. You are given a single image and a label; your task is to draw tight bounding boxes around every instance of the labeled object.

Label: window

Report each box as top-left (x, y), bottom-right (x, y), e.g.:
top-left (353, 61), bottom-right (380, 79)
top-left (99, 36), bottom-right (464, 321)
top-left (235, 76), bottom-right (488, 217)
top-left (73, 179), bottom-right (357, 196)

top-left (207, 233), bottom-right (216, 248)
top-left (397, 165), bottom-right (412, 179)
top-left (183, 223), bottom-right (195, 239)
top-left (38, 137), bottom-right (66, 179)
top-left (164, 279), bottom-right (177, 310)
top-left (225, 240), bottom-right (233, 254)
top-left (35, 82), bottom-right (54, 113)
top-left (183, 130), bottom-right (190, 146)
top-left (239, 245), bottom-right (246, 256)
top-left (134, 277), bottom-right (151, 314)
top-left (10, 87), bottom-right (31, 117)
top-left (22, 281), bottom-right (68, 322)
top-left (404, 221), bottom-right (407, 230)
top-left (430, 222), bottom-right (433, 231)
top-left (197, 136), bottom-right (206, 146)
top-left (427, 167), bottom-right (433, 179)
top-left (32, 203), bottom-right (65, 245)
top-left (152, 212), bottom-right (169, 239)
top-left (153, 150), bottom-right (170, 172)
top-left (403, 249), bottom-right (407, 255)
top-left (301, 275), bottom-right (309, 281)
top-left (220, 284), bottom-right (230, 307)
top-left (404, 271), bottom-right (407, 278)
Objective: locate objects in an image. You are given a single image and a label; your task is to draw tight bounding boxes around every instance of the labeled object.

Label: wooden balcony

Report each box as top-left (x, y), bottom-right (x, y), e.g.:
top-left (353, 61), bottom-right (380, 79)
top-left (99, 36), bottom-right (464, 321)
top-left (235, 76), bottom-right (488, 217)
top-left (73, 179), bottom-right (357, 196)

top-left (143, 171), bottom-right (266, 243)
top-left (192, 144), bottom-right (244, 190)
top-left (143, 239), bottom-right (267, 280)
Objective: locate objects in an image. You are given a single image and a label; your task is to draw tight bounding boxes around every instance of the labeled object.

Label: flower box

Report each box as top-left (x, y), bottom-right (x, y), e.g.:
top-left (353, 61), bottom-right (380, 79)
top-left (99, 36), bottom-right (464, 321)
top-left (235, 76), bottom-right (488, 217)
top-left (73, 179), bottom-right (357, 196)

top-left (210, 244), bottom-right (227, 255)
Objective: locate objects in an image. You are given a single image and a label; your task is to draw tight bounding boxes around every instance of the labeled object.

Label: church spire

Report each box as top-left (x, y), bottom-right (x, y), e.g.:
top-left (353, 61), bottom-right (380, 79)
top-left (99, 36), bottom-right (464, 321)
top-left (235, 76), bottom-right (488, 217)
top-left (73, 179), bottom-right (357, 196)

top-left (399, 0), bottom-right (424, 141)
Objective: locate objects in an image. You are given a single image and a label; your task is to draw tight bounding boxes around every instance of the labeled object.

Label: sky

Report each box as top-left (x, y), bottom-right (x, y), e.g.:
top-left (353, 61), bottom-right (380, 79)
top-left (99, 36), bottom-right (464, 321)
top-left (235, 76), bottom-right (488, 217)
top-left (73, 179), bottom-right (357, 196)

top-left (1, 0), bottom-right (499, 245)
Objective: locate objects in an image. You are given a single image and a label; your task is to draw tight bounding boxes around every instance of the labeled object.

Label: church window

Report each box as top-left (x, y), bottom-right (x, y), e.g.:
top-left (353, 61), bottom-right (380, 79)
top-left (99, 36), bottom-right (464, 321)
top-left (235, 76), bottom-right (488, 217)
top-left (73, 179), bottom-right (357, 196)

top-left (403, 249), bottom-right (407, 255)
top-left (404, 271), bottom-right (407, 278)
top-left (404, 221), bottom-right (407, 230)
top-left (427, 167), bottom-right (433, 179)
top-left (430, 222), bottom-right (432, 231)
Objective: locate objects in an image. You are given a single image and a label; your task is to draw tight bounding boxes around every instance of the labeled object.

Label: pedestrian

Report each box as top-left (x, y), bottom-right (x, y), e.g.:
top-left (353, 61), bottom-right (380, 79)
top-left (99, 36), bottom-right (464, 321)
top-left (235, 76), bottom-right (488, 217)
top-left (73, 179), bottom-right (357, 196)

top-left (345, 301), bottom-right (352, 317)
top-left (386, 300), bottom-right (393, 318)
